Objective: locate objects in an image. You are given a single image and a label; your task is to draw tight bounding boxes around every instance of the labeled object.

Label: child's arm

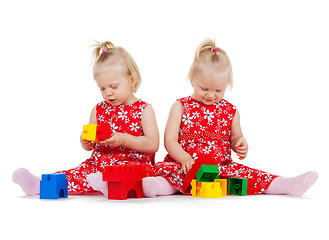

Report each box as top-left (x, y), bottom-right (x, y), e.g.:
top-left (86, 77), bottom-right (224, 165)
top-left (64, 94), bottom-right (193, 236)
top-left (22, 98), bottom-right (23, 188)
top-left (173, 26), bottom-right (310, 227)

top-left (230, 109), bottom-right (248, 160)
top-left (80, 106), bottom-right (97, 151)
top-left (99, 105), bottom-right (159, 154)
top-left (164, 101), bottom-right (195, 174)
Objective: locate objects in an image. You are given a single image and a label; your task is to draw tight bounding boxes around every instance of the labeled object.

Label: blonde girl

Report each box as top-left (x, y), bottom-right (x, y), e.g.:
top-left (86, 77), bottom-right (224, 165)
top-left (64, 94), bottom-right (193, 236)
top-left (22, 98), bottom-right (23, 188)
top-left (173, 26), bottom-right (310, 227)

top-left (13, 40), bottom-right (159, 196)
top-left (143, 39), bottom-right (318, 197)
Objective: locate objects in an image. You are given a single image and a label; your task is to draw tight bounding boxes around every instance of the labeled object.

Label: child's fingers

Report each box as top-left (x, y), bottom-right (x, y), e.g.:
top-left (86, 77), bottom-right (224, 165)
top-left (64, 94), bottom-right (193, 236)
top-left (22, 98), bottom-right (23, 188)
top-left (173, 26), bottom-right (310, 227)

top-left (181, 166), bottom-right (187, 175)
top-left (237, 152), bottom-right (247, 159)
top-left (237, 149), bottom-right (248, 154)
top-left (235, 138), bottom-right (243, 147)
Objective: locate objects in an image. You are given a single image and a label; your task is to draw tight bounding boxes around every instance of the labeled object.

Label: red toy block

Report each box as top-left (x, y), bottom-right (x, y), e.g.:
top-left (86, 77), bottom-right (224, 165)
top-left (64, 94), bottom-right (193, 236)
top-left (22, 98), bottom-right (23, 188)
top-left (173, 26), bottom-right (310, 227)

top-left (103, 164), bottom-right (152, 200)
top-left (96, 123), bottom-right (112, 142)
top-left (82, 123), bottom-right (112, 143)
top-left (182, 155), bottom-right (218, 194)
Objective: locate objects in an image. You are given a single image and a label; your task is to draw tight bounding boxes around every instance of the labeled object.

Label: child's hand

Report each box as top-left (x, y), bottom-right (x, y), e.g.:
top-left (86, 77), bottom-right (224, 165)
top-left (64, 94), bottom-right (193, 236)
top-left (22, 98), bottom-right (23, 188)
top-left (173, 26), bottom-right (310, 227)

top-left (232, 137), bottom-right (248, 160)
top-left (99, 133), bottom-right (125, 147)
top-left (181, 157), bottom-right (195, 175)
top-left (80, 134), bottom-right (95, 151)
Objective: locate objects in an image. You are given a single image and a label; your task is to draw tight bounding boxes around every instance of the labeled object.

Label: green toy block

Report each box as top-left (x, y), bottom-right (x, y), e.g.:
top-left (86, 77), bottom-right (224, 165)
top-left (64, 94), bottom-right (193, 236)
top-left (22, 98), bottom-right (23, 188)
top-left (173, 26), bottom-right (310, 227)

top-left (196, 165), bottom-right (219, 182)
top-left (228, 177), bottom-right (248, 196)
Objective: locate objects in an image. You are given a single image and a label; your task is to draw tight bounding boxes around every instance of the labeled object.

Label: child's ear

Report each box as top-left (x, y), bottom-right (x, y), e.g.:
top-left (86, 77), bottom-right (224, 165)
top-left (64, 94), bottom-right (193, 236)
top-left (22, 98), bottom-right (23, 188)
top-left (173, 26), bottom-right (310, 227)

top-left (129, 74), bottom-right (136, 92)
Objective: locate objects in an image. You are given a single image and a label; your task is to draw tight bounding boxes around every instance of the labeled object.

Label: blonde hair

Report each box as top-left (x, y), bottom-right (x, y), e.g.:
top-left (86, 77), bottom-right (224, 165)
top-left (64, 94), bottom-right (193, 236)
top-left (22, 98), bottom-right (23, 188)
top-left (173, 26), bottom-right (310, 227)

top-left (90, 40), bottom-right (141, 93)
top-left (188, 39), bottom-right (233, 89)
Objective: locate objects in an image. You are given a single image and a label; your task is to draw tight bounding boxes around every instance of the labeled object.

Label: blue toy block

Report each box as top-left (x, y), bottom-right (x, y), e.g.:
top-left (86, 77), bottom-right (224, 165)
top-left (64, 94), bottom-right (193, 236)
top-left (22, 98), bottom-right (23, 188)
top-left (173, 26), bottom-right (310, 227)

top-left (40, 173), bottom-right (68, 199)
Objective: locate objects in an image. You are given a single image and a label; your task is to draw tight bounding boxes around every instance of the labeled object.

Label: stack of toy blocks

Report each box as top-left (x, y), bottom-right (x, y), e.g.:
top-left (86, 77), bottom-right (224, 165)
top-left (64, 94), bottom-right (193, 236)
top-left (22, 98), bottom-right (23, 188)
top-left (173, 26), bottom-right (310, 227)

top-left (103, 164), bottom-right (151, 200)
top-left (182, 156), bottom-right (218, 194)
top-left (82, 123), bottom-right (112, 143)
top-left (40, 173), bottom-right (68, 199)
top-left (190, 164), bottom-right (228, 198)
top-left (186, 156), bottom-right (248, 198)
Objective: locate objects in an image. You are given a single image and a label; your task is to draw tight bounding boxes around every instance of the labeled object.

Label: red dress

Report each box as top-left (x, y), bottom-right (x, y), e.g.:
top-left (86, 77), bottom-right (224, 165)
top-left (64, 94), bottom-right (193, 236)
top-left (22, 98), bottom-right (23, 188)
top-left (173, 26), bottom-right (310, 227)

top-left (57, 100), bottom-right (155, 194)
top-left (153, 96), bottom-right (277, 195)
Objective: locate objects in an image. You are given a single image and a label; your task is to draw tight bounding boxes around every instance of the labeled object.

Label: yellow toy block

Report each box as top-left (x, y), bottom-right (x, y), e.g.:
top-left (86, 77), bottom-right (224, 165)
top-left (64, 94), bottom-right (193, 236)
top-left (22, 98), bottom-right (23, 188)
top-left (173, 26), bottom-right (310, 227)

top-left (190, 179), bottom-right (222, 198)
top-left (82, 124), bottom-right (98, 142)
top-left (190, 179), bottom-right (200, 197)
top-left (215, 179), bottom-right (227, 197)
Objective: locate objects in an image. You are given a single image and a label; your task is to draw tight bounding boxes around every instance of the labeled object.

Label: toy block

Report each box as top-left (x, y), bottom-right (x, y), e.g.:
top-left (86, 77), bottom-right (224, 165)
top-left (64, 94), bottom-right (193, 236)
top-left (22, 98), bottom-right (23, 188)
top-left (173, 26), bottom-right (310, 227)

top-left (196, 165), bottom-right (219, 182)
top-left (190, 179), bottom-right (222, 198)
top-left (182, 155), bottom-right (218, 194)
top-left (95, 124), bottom-right (112, 141)
top-left (103, 164), bottom-right (152, 200)
top-left (82, 124), bottom-right (98, 142)
top-left (40, 173), bottom-right (68, 199)
top-left (200, 181), bottom-right (222, 198)
top-left (190, 179), bottom-right (199, 197)
top-left (228, 177), bottom-right (248, 196)
top-left (82, 124), bottom-right (113, 142)
top-left (215, 179), bottom-right (227, 196)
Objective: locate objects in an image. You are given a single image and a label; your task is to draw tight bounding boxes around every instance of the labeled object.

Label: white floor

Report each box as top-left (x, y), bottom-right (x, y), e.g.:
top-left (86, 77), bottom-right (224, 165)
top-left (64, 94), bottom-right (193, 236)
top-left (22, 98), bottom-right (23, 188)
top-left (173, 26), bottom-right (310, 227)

top-left (3, 184), bottom-right (326, 240)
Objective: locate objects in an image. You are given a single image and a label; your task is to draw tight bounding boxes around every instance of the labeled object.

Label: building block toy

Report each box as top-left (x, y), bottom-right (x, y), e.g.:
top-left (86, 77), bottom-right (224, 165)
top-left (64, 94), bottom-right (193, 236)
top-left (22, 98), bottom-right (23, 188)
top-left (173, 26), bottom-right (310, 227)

top-left (190, 179), bottom-right (222, 198)
top-left (103, 164), bottom-right (152, 200)
top-left (182, 155), bottom-right (218, 194)
top-left (82, 123), bottom-right (112, 143)
top-left (215, 179), bottom-right (228, 197)
top-left (196, 165), bottom-right (219, 182)
top-left (82, 124), bottom-right (98, 142)
top-left (40, 173), bottom-right (68, 199)
top-left (228, 177), bottom-right (248, 196)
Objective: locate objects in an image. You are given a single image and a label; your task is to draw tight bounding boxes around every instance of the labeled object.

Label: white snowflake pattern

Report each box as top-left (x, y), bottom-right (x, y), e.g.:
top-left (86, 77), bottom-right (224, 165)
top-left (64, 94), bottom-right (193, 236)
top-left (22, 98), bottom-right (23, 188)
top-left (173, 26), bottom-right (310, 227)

top-left (68, 182), bottom-right (79, 192)
top-left (182, 113), bottom-right (193, 126)
top-left (132, 111), bottom-right (141, 119)
top-left (191, 102), bottom-right (200, 108)
top-left (118, 110), bottom-right (128, 120)
top-left (69, 170), bottom-right (79, 176)
top-left (171, 174), bottom-right (183, 186)
top-left (203, 146), bottom-right (211, 154)
top-left (109, 121), bottom-right (119, 133)
top-left (98, 115), bottom-right (105, 122)
top-left (105, 107), bottom-right (112, 115)
top-left (207, 141), bottom-right (217, 149)
top-left (203, 109), bottom-right (214, 123)
top-left (221, 118), bottom-right (228, 127)
top-left (100, 102), bottom-right (107, 109)
top-left (100, 160), bottom-right (109, 169)
top-left (191, 152), bottom-right (199, 160)
top-left (129, 122), bottom-right (140, 132)
top-left (264, 173), bottom-right (273, 182)
top-left (188, 140), bottom-right (197, 149)
top-left (192, 111), bottom-right (200, 119)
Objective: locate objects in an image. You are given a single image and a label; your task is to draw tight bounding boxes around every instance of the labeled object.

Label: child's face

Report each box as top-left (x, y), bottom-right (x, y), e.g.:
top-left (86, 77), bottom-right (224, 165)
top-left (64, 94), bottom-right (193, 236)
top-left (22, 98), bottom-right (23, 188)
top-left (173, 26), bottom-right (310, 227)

top-left (191, 70), bottom-right (228, 105)
top-left (94, 66), bottom-right (134, 107)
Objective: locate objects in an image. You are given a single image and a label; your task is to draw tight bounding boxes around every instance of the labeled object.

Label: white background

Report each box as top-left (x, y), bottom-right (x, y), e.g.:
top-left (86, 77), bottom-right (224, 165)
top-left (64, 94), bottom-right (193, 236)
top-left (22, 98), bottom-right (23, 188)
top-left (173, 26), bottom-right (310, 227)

top-left (1, 0), bottom-right (328, 239)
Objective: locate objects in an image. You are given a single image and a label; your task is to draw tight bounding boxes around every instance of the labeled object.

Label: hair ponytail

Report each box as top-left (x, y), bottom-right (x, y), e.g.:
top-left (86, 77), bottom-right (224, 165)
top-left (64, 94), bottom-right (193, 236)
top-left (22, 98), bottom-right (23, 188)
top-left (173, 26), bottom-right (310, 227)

top-left (188, 38), bottom-right (233, 89)
top-left (90, 40), bottom-right (115, 65)
top-left (90, 40), bottom-right (142, 93)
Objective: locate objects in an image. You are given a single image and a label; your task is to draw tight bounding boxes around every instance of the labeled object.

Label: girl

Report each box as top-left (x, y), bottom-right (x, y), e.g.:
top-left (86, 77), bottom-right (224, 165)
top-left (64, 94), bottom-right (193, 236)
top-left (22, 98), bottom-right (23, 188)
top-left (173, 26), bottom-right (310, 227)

top-left (142, 39), bottom-right (318, 198)
top-left (13, 40), bottom-right (159, 196)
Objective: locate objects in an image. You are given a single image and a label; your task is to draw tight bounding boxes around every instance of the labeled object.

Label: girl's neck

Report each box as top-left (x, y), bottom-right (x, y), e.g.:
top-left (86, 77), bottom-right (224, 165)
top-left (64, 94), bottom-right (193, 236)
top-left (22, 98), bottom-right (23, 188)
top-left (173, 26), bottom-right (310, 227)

top-left (123, 94), bottom-right (138, 105)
